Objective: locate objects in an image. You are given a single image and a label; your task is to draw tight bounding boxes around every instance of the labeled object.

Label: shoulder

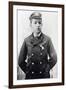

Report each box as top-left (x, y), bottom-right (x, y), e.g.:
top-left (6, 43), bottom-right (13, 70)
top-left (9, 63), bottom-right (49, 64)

top-left (24, 34), bottom-right (32, 43)
top-left (42, 33), bottom-right (51, 42)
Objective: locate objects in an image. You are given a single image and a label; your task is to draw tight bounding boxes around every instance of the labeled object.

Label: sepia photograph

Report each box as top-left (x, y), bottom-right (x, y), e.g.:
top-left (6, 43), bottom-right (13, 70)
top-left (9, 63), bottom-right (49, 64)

top-left (9, 1), bottom-right (64, 88)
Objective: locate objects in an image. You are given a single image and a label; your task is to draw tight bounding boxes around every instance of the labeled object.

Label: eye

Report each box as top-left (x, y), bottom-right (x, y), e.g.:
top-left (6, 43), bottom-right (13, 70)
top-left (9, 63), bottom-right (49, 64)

top-left (35, 21), bottom-right (37, 24)
top-left (38, 22), bottom-right (42, 24)
top-left (34, 21), bottom-right (42, 24)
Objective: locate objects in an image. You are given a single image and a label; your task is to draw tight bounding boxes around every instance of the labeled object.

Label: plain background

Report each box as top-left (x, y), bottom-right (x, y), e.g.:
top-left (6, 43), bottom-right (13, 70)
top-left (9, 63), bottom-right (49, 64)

top-left (0, 0), bottom-right (66, 90)
top-left (18, 9), bottom-right (58, 78)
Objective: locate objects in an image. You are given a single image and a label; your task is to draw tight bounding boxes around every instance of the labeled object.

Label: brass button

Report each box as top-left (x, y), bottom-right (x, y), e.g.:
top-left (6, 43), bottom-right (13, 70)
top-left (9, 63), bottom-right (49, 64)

top-left (32, 62), bottom-right (34, 65)
top-left (32, 71), bottom-right (34, 74)
top-left (39, 71), bottom-right (42, 74)
top-left (32, 53), bottom-right (34, 56)
top-left (40, 62), bottom-right (42, 64)
top-left (40, 53), bottom-right (42, 55)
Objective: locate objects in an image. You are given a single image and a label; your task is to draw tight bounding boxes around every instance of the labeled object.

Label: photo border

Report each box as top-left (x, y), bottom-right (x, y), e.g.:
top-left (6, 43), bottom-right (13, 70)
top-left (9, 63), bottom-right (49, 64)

top-left (9, 1), bottom-right (64, 88)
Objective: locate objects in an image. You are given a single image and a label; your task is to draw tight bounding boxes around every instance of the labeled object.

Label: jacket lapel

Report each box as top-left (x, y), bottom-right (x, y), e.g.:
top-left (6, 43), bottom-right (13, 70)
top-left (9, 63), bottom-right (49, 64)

top-left (30, 33), bottom-right (44, 46)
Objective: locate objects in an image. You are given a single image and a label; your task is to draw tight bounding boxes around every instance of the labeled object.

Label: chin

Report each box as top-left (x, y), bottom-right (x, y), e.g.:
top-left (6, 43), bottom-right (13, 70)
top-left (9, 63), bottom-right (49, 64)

top-left (37, 30), bottom-right (41, 33)
top-left (37, 31), bottom-right (41, 34)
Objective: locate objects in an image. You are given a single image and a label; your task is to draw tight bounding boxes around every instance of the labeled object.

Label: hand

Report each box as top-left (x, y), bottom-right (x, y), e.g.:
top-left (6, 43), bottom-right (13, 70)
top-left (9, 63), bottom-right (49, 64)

top-left (45, 64), bottom-right (50, 73)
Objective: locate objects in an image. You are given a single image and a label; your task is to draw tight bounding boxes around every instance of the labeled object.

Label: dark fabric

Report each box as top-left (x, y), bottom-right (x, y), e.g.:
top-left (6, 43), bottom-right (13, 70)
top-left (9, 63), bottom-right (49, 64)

top-left (18, 33), bottom-right (57, 79)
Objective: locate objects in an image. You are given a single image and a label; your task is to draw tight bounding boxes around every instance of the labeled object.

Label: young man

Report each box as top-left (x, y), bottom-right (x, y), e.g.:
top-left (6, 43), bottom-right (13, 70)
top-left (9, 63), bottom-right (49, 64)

top-left (18, 12), bottom-right (57, 79)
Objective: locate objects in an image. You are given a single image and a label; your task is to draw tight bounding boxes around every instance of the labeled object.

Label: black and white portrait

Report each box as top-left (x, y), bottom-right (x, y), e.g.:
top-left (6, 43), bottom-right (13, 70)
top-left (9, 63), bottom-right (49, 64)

top-left (17, 11), bottom-right (58, 80)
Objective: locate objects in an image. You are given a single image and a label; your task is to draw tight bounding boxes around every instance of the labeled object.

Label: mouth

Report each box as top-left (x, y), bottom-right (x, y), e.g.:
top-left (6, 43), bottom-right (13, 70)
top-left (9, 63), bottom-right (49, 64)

top-left (37, 27), bottom-right (41, 31)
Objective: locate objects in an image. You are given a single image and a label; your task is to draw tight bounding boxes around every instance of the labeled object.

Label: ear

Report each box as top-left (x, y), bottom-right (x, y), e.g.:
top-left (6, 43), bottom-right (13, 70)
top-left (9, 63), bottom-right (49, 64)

top-left (41, 23), bottom-right (43, 26)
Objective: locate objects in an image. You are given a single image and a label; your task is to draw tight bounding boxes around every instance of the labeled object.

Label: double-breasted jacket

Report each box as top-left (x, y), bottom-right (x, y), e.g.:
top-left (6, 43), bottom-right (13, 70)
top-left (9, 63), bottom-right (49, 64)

top-left (18, 33), bottom-right (57, 79)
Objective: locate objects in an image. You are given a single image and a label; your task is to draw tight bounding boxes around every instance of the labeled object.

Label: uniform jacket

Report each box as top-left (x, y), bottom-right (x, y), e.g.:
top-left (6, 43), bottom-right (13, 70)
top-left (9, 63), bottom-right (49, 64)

top-left (18, 33), bottom-right (57, 79)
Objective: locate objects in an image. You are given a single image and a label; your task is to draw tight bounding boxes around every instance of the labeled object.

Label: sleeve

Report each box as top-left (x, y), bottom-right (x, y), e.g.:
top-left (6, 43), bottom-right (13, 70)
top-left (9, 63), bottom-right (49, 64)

top-left (47, 38), bottom-right (57, 69)
top-left (18, 40), bottom-right (27, 73)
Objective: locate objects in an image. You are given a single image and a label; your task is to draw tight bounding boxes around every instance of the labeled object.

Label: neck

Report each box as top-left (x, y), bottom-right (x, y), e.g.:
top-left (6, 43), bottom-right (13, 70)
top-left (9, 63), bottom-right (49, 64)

top-left (33, 32), bottom-right (41, 37)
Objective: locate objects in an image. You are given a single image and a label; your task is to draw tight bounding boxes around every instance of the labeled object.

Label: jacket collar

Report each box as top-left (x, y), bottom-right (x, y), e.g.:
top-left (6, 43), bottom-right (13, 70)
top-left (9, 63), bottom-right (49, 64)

top-left (30, 32), bottom-right (44, 46)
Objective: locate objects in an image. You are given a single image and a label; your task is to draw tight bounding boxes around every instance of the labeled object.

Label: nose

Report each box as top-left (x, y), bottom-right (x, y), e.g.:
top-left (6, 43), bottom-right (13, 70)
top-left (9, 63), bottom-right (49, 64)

top-left (36, 22), bottom-right (40, 27)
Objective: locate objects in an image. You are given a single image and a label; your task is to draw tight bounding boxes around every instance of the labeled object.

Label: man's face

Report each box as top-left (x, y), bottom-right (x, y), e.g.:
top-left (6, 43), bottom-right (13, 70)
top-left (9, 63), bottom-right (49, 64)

top-left (30, 18), bottom-right (42, 34)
